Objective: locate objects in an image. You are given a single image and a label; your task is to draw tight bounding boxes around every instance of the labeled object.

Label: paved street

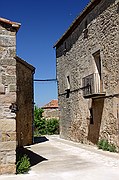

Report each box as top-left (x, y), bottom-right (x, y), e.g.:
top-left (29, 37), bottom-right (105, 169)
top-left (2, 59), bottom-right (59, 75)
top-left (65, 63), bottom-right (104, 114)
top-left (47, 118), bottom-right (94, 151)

top-left (0, 135), bottom-right (119, 180)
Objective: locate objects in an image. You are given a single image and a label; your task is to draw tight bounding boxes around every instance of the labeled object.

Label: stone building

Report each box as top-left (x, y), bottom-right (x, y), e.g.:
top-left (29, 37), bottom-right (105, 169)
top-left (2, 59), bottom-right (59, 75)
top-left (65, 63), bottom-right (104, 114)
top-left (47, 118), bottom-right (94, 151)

top-left (54, 0), bottom-right (119, 149)
top-left (0, 18), bottom-right (35, 174)
top-left (42, 100), bottom-right (59, 119)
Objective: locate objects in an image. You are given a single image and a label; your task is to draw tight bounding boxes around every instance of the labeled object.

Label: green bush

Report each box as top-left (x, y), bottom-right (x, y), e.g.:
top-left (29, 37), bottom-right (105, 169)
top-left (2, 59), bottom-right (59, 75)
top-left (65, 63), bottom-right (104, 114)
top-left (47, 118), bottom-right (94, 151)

top-left (34, 106), bottom-right (59, 136)
top-left (16, 155), bottom-right (30, 174)
top-left (37, 118), bottom-right (47, 135)
top-left (34, 106), bottom-right (44, 128)
top-left (34, 118), bottom-right (59, 136)
top-left (97, 139), bottom-right (117, 152)
top-left (46, 118), bottom-right (59, 135)
top-left (34, 106), bottom-right (47, 135)
top-left (34, 128), bottom-right (41, 137)
top-left (108, 144), bottom-right (117, 152)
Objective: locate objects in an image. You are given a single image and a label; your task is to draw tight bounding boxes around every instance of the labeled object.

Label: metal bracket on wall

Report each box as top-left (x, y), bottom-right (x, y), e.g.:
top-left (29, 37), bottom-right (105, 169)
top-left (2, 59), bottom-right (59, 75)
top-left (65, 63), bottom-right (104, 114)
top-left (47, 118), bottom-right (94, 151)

top-left (9, 103), bottom-right (18, 113)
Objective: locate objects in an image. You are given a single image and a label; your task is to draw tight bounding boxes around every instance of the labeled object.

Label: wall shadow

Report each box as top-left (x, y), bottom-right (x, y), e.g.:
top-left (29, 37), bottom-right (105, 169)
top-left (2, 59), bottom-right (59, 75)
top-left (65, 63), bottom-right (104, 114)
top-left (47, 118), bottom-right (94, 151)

top-left (16, 147), bottom-right (48, 167)
top-left (87, 98), bottom-right (104, 144)
top-left (34, 136), bottom-right (49, 144)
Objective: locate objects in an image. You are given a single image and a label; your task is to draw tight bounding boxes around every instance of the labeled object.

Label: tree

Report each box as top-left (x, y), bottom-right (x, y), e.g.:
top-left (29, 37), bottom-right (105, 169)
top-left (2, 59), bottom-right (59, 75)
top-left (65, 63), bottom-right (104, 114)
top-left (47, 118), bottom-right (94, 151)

top-left (34, 106), bottom-right (44, 128)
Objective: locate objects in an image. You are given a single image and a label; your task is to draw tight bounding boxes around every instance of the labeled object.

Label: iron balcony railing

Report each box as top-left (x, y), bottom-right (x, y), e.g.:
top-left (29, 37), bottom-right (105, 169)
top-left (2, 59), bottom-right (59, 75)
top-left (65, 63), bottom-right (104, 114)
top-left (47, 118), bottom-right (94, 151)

top-left (82, 73), bottom-right (101, 97)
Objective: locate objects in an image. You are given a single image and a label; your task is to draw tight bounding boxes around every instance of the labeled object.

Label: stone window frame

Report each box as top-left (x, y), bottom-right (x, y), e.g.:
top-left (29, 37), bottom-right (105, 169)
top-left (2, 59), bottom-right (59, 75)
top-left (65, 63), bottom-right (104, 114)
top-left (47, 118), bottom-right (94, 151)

top-left (65, 73), bottom-right (71, 98)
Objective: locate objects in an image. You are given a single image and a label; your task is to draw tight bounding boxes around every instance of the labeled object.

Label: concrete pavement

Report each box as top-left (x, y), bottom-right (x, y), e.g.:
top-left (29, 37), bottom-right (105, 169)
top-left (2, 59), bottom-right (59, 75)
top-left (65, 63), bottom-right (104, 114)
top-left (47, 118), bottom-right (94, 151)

top-left (0, 135), bottom-right (119, 180)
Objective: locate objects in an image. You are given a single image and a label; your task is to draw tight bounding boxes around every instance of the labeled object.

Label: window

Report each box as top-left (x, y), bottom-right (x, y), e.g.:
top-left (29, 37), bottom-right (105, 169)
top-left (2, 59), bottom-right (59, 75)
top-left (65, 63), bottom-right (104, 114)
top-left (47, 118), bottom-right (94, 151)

top-left (63, 42), bottom-right (67, 54)
top-left (93, 50), bottom-right (102, 93)
top-left (84, 20), bottom-right (88, 38)
top-left (93, 51), bottom-right (102, 79)
top-left (64, 42), bottom-right (67, 50)
top-left (66, 89), bottom-right (70, 98)
top-left (89, 108), bottom-right (94, 124)
top-left (66, 75), bottom-right (70, 90)
top-left (66, 75), bottom-right (70, 98)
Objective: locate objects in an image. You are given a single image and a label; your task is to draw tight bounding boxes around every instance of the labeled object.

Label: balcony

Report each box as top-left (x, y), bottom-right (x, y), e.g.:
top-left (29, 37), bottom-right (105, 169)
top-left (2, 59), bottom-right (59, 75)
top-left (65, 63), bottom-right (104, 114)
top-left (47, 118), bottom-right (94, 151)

top-left (82, 73), bottom-right (105, 98)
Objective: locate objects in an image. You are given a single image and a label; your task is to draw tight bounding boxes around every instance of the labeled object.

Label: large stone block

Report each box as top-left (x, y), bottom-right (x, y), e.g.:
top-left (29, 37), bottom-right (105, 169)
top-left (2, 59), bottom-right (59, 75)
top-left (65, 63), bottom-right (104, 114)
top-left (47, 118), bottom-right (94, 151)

top-left (0, 150), bottom-right (16, 166)
top-left (9, 84), bottom-right (16, 92)
top-left (2, 132), bottom-right (16, 142)
top-left (0, 47), bottom-right (16, 59)
top-left (6, 75), bottom-right (16, 85)
top-left (0, 119), bottom-right (16, 132)
top-left (0, 35), bottom-right (16, 47)
top-left (0, 164), bottom-right (16, 174)
top-left (6, 154), bottom-right (16, 164)
top-left (0, 26), bottom-right (16, 36)
top-left (6, 66), bottom-right (16, 75)
top-left (0, 92), bottom-right (16, 103)
top-left (0, 58), bottom-right (16, 66)
top-left (0, 141), bottom-right (16, 151)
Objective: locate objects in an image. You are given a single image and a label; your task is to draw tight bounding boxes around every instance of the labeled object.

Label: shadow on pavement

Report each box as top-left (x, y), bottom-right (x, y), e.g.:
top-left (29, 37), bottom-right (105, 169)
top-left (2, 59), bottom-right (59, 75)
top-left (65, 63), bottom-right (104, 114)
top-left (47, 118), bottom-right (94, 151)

top-left (17, 147), bottom-right (48, 167)
top-left (34, 136), bottom-right (49, 144)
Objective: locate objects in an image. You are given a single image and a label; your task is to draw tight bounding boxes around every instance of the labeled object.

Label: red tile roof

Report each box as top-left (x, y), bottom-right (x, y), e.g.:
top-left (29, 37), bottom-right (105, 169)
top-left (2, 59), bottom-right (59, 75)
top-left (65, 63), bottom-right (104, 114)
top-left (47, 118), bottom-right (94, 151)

top-left (42, 100), bottom-right (58, 109)
top-left (0, 17), bottom-right (21, 31)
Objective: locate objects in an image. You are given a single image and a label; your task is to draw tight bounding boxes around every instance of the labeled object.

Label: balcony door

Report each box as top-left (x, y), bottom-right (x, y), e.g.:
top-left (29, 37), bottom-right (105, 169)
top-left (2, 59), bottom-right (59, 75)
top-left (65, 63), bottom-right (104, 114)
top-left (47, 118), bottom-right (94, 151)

top-left (93, 51), bottom-right (103, 93)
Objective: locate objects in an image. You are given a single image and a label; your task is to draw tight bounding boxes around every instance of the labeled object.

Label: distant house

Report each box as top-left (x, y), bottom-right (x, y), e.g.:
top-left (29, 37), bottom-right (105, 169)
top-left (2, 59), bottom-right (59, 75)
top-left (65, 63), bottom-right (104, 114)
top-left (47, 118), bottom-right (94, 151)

top-left (0, 18), bottom-right (35, 174)
top-left (54, 0), bottom-right (119, 149)
top-left (42, 100), bottom-right (59, 119)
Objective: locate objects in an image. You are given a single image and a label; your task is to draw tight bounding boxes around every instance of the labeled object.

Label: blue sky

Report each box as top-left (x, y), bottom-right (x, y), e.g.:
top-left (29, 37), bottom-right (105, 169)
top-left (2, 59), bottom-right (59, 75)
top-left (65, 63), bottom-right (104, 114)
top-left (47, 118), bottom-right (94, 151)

top-left (1, 0), bottom-right (90, 107)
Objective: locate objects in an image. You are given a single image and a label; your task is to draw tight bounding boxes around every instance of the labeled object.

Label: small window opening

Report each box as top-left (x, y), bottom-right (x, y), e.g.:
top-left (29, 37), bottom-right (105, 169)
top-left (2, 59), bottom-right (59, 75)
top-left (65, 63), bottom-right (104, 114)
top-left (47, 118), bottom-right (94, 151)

top-left (93, 51), bottom-right (102, 80)
top-left (89, 108), bottom-right (94, 124)
top-left (67, 75), bottom-right (70, 90)
top-left (66, 75), bottom-right (70, 98)
top-left (84, 20), bottom-right (88, 38)
top-left (66, 89), bottom-right (70, 98)
top-left (93, 50), bottom-right (103, 93)
top-left (63, 42), bottom-right (67, 54)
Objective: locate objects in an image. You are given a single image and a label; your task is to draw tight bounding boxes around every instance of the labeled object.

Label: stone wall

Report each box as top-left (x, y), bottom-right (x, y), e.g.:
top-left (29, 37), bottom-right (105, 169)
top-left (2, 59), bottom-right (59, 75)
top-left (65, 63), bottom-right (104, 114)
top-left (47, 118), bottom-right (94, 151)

top-left (56, 0), bottom-right (119, 149)
top-left (16, 57), bottom-right (34, 147)
top-left (0, 19), bottom-right (35, 174)
top-left (0, 23), bottom-right (17, 174)
top-left (42, 108), bottom-right (59, 119)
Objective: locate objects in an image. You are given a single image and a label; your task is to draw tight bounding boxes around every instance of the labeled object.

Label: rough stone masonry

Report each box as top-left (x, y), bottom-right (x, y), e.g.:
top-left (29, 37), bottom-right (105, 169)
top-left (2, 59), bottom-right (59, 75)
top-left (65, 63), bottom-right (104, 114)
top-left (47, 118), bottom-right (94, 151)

top-left (0, 18), bottom-right (19, 174)
top-left (54, 0), bottom-right (119, 149)
top-left (0, 18), bottom-right (35, 174)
